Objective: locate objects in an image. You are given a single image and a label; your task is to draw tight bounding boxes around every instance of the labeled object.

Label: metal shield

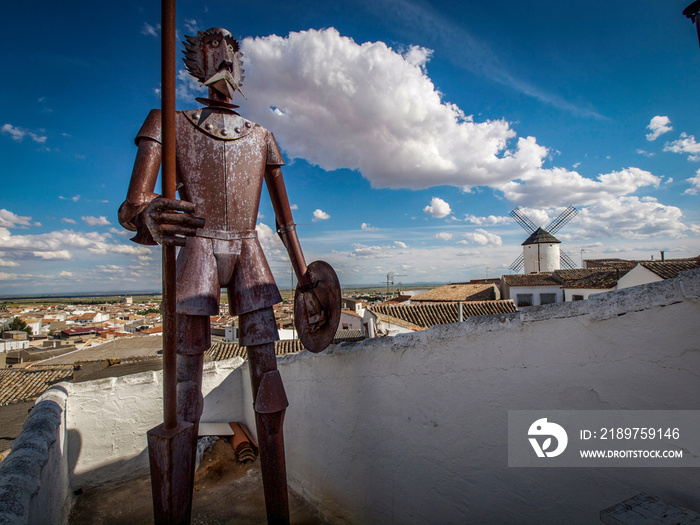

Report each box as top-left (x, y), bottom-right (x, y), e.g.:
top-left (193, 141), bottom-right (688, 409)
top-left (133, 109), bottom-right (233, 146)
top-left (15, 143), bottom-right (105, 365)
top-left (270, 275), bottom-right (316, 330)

top-left (294, 260), bottom-right (341, 353)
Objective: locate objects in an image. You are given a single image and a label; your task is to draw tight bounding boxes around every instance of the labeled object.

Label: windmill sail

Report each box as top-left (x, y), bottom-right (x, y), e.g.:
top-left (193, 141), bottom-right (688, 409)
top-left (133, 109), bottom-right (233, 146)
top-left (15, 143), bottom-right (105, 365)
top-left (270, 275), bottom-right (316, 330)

top-left (509, 207), bottom-right (538, 233)
top-left (560, 251), bottom-right (578, 270)
top-left (510, 253), bottom-right (524, 272)
top-left (546, 206), bottom-right (579, 234)
top-left (509, 206), bottom-right (579, 273)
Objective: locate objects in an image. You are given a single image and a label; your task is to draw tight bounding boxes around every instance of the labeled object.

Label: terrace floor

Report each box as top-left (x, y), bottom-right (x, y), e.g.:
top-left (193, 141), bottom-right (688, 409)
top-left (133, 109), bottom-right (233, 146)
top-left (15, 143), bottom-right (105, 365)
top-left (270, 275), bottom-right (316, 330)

top-left (68, 439), bottom-right (326, 524)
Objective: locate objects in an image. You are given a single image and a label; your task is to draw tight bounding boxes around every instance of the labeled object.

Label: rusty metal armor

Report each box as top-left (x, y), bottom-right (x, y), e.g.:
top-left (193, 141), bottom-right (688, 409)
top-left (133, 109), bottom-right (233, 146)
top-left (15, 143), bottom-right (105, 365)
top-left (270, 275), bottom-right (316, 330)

top-left (135, 108), bottom-right (284, 317)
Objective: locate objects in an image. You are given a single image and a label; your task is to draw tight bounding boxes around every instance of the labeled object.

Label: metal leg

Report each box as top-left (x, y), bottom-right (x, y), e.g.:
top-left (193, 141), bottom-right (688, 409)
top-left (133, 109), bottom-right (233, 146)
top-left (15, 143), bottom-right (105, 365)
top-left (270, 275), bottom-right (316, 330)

top-left (247, 342), bottom-right (290, 525)
top-left (176, 314), bottom-right (210, 426)
top-left (240, 307), bottom-right (290, 525)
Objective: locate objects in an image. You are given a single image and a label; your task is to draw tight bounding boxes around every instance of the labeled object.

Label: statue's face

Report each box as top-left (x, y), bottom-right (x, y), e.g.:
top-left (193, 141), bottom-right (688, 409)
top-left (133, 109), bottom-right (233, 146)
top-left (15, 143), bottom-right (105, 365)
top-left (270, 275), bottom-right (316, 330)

top-left (200, 32), bottom-right (236, 82)
top-left (183, 28), bottom-right (244, 101)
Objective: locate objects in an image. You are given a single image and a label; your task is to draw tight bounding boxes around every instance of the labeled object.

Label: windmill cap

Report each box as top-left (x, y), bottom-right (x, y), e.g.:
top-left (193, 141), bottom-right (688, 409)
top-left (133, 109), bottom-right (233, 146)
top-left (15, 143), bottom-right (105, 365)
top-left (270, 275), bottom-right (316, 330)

top-left (522, 227), bottom-right (561, 245)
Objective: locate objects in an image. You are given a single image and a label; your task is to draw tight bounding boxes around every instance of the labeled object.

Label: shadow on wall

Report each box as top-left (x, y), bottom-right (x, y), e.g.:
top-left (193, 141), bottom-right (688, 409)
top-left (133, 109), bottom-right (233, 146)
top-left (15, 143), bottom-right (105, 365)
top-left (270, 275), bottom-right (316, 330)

top-left (200, 361), bottom-right (245, 423)
top-left (68, 429), bottom-right (150, 494)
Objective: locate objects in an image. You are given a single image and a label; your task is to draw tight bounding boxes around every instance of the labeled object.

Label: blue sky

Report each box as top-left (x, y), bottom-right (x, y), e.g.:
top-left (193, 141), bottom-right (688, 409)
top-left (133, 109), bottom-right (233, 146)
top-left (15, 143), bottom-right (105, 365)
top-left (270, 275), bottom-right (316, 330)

top-left (1, 0), bottom-right (699, 295)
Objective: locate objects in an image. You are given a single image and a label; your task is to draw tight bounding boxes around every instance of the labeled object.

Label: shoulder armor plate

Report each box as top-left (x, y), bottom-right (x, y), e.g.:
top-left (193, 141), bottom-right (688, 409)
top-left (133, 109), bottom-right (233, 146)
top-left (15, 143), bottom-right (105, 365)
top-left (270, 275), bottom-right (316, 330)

top-left (182, 109), bottom-right (256, 141)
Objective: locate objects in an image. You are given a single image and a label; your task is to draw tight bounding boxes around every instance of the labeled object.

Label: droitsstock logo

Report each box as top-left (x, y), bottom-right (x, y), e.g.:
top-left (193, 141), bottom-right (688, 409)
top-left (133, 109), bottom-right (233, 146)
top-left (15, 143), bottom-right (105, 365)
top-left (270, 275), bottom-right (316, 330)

top-left (528, 418), bottom-right (568, 458)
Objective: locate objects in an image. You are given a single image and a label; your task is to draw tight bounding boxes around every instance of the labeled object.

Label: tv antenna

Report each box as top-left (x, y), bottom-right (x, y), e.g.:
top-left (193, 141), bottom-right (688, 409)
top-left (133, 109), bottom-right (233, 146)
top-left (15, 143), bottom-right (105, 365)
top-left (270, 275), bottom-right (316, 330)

top-left (383, 271), bottom-right (407, 297)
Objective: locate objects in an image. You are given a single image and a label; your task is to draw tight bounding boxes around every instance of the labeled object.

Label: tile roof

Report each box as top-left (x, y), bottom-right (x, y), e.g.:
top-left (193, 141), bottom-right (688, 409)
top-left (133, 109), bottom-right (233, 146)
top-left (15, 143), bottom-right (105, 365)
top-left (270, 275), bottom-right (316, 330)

top-left (35, 335), bottom-right (164, 365)
top-left (551, 269), bottom-right (600, 281)
top-left (584, 256), bottom-right (699, 270)
top-left (369, 300), bottom-right (517, 329)
top-left (410, 283), bottom-right (496, 302)
top-left (206, 339), bottom-right (306, 361)
top-left (639, 260), bottom-right (700, 279)
top-left (206, 330), bottom-right (365, 361)
top-left (7, 346), bottom-right (78, 364)
top-left (583, 258), bottom-right (639, 269)
top-left (61, 327), bottom-right (108, 337)
top-left (504, 268), bottom-right (641, 289)
top-left (562, 270), bottom-right (623, 289)
top-left (0, 367), bottom-right (73, 405)
top-left (333, 329), bottom-right (364, 342)
top-left (502, 273), bottom-right (560, 287)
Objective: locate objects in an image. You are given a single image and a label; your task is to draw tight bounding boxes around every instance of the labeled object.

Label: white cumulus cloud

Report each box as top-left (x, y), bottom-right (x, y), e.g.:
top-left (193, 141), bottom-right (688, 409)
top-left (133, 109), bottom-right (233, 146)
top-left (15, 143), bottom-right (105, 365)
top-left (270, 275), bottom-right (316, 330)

top-left (349, 243), bottom-right (393, 258)
top-left (685, 169), bottom-right (700, 195)
top-left (361, 222), bottom-right (378, 231)
top-left (461, 229), bottom-right (503, 246)
top-left (33, 250), bottom-right (72, 260)
top-left (0, 209), bottom-right (33, 228)
top-left (423, 197), bottom-right (452, 218)
top-left (664, 133), bottom-right (700, 161)
top-left (82, 216), bottom-right (111, 227)
top-left (496, 167), bottom-right (660, 208)
top-left (312, 209), bottom-right (330, 221)
top-left (463, 214), bottom-right (511, 226)
top-left (240, 28), bottom-right (535, 190)
top-left (574, 197), bottom-right (687, 239)
top-left (646, 116), bottom-right (672, 141)
top-left (434, 232), bottom-right (453, 241)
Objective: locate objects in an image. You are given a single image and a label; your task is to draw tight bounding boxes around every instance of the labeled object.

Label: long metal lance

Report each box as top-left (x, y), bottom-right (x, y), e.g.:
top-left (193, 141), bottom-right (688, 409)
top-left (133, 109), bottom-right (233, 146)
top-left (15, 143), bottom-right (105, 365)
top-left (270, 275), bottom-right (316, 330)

top-left (161, 0), bottom-right (177, 431)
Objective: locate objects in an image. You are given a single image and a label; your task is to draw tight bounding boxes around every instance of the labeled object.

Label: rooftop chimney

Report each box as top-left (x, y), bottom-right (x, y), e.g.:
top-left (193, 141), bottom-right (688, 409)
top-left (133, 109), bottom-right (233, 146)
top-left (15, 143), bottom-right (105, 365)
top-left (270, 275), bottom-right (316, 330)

top-left (660, 251), bottom-right (665, 262)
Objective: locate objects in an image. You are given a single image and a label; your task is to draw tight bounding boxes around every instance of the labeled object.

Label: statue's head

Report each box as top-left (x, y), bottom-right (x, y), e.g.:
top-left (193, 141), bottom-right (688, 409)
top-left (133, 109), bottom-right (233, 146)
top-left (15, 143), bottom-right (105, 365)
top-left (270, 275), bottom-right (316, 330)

top-left (182, 27), bottom-right (245, 101)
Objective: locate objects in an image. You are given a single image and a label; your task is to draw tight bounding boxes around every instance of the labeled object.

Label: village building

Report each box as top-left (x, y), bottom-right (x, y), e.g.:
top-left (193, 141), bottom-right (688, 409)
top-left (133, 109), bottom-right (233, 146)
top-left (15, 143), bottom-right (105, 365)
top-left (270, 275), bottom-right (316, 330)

top-left (363, 300), bottom-right (517, 336)
top-left (409, 282), bottom-right (500, 303)
top-left (502, 256), bottom-right (700, 305)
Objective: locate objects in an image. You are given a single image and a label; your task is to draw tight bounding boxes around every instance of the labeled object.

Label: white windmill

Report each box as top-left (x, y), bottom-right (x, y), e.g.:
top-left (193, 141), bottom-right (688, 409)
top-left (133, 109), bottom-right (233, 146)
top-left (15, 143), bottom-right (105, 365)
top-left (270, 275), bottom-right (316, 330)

top-left (509, 206), bottom-right (579, 273)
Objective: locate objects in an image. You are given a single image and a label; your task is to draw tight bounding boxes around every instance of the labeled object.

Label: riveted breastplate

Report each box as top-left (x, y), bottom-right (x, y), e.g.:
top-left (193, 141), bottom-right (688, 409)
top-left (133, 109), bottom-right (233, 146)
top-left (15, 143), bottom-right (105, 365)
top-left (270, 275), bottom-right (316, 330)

top-left (175, 109), bottom-right (268, 232)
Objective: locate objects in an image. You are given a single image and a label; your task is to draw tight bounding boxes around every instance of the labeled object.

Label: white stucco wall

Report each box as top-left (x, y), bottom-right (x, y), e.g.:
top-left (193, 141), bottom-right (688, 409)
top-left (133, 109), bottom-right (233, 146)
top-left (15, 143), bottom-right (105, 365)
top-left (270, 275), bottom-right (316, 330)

top-left (63, 357), bottom-right (247, 490)
top-left (523, 242), bottom-right (560, 273)
top-left (339, 311), bottom-right (362, 330)
top-left (507, 285), bottom-right (562, 306)
top-left (563, 287), bottom-right (612, 301)
top-left (267, 270), bottom-right (700, 524)
top-left (617, 264), bottom-right (662, 289)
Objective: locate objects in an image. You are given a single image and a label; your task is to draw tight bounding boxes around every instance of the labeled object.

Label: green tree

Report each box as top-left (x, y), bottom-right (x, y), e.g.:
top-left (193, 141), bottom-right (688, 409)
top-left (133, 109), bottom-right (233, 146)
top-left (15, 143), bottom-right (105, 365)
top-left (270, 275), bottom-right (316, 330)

top-left (5, 317), bottom-right (32, 336)
top-left (137, 308), bottom-right (162, 316)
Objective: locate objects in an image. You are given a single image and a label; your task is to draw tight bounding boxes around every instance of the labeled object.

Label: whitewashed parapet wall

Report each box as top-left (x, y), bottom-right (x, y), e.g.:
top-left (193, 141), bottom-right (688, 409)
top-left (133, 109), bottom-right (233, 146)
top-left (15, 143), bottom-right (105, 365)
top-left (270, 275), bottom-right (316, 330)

top-left (64, 357), bottom-right (247, 490)
top-left (0, 358), bottom-right (248, 525)
top-left (0, 387), bottom-right (70, 525)
top-left (273, 268), bottom-right (700, 524)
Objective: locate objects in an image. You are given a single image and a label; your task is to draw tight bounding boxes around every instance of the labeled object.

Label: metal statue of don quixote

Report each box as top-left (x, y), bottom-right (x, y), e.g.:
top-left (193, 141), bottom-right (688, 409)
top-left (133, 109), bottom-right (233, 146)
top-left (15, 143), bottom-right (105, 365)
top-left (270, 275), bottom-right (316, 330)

top-left (118, 2), bottom-right (340, 522)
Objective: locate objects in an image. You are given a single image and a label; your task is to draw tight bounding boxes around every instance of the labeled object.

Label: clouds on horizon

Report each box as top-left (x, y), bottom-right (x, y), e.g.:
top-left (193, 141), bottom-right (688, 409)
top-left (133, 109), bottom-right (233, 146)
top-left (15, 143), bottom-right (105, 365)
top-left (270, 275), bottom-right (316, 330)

top-left (0, 209), bottom-right (154, 289)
